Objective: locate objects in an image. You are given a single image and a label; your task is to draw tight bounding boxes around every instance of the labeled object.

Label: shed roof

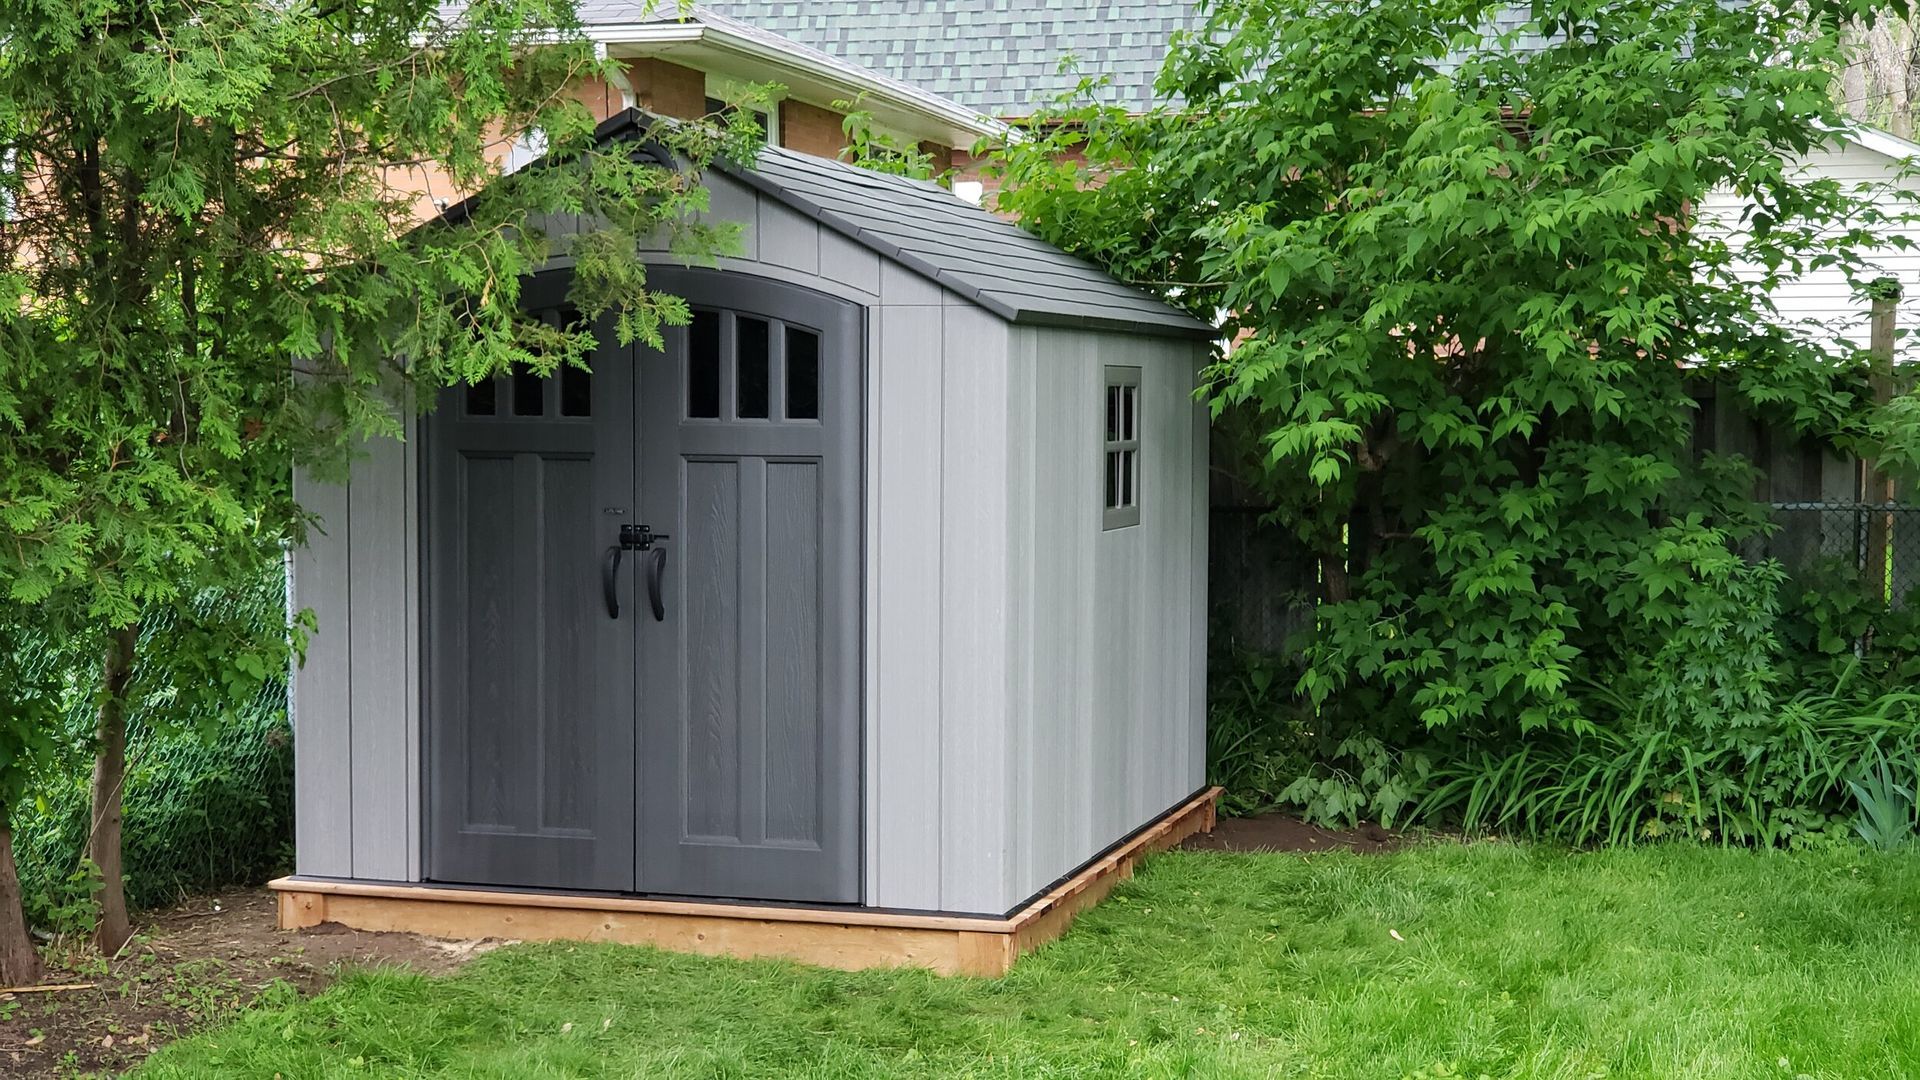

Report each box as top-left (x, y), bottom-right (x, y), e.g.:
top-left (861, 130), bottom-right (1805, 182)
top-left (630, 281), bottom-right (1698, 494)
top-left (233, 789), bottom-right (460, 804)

top-left (597, 110), bottom-right (1212, 338)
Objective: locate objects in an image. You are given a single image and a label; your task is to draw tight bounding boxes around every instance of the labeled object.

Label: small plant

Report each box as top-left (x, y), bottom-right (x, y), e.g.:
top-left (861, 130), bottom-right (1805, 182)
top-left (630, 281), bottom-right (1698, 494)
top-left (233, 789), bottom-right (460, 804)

top-left (1849, 755), bottom-right (1917, 850)
top-left (836, 96), bottom-right (951, 182)
top-left (1206, 647), bottom-right (1315, 815)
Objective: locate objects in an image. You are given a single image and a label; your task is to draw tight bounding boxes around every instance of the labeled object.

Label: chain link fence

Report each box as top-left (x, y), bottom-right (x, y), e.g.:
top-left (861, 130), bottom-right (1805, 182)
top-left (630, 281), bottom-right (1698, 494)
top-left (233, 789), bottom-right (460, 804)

top-left (1756, 502), bottom-right (1920, 606)
top-left (10, 568), bottom-right (294, 927)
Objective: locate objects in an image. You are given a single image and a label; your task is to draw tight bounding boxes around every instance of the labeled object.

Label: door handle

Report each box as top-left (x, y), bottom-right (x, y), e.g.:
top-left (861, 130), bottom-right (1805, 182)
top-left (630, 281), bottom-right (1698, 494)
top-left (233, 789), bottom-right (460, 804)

top-left (606, 524), bottom-right (669, 621)
top-left (645, 546), bottom-right (668, 622)
top-left (603, 545), bottom-right (624, 619)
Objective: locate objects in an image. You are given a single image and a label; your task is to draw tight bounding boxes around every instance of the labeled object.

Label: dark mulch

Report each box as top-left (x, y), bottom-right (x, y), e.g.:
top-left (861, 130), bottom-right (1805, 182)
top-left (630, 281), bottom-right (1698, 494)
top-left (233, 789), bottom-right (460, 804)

top-left (1182, 812), bottom-right (1402, 854)
top-left (1, 888), bottom-right (493, 1078)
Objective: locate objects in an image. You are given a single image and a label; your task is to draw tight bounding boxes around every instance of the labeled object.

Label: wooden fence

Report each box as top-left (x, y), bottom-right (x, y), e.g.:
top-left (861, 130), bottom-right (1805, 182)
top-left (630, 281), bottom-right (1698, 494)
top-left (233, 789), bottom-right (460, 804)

top-left (1204, 380), bottom-right (1912, 656)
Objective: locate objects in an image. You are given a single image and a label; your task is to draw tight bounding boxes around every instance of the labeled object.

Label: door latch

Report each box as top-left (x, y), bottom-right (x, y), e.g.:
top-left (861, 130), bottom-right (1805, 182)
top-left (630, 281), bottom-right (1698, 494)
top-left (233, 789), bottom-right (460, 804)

top-left (620, 524), bottom-right (671, 551)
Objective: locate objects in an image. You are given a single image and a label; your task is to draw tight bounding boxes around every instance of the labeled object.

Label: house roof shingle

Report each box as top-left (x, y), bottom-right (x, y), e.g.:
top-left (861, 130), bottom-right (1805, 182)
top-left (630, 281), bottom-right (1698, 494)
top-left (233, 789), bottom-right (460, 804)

top-left (577, 0), bottom-right (1202, 115)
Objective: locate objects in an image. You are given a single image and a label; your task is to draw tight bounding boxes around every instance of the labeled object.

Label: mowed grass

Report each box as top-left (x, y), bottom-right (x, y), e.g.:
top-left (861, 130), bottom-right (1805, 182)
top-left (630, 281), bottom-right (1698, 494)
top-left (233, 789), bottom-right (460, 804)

top-left (140, 843), bottom-right (1920, 1078)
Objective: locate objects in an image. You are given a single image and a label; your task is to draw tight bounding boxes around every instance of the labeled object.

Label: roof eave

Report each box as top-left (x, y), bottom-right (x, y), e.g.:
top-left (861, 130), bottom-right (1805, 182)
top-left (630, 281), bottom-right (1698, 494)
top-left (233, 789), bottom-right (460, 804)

top-left (584, 21), bottom-right (1008, 147)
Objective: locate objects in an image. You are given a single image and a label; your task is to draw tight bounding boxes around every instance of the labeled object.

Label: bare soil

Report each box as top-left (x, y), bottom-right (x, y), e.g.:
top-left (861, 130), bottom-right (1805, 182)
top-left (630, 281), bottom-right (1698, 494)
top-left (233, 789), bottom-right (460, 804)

top-left (1181, 811), bottom-right (1402, 854)
top-left (1, 888), bottom-right (494, 1078)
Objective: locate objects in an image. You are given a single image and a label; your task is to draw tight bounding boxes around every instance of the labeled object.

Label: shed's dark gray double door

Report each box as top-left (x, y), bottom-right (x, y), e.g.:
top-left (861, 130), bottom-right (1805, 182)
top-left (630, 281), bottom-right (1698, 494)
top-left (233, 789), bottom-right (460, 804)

top-left (425, 270), bottom-right (861, 904)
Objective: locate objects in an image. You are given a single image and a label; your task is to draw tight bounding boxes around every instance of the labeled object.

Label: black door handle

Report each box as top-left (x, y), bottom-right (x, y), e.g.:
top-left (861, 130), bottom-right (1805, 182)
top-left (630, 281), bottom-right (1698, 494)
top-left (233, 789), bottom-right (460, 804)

top-left (645, 546), bottom-right (668, 621)
top-left (603, 545), bottom-right (623, 619)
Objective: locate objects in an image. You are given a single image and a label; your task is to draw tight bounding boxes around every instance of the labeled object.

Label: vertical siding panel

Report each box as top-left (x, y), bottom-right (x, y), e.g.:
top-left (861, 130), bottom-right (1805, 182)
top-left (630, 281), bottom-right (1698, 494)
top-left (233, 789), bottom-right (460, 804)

top-left (292, 469), bottom-right (354, 877)
top-left (758, 197), bottom-right (821, 275)
top-left (1066, 332), bottom-right (1102, 869)
top-left (1021, 328), bottom-right (1100, 895)
top-left (1092, 342), bottom-right (1137, 846)
top-left (403, 414), bottom-right (422, 880)
top-left (866, 302), bottom-right (945, 910)
top-left (1006, 328), bottom-right (1044, 900)
top-left (1149, 335), bottom-right (1195, 815)
top-left (879, 261), bottom-right (943, 307)
top-left (939, 304), bottom-right (1015, 913)
top-left (1010, 327), bottom-right (1209, 893)
top-left (706, 174), bottom-right (759, 261)
top-left (862, 306), bottom-right (884, 905)
top-left (1187, 345), bottom-right (1211, 791)
top-left (349, 434), bottom-right (415, 880)
top-left (821, 230), bottom-right (882, 296)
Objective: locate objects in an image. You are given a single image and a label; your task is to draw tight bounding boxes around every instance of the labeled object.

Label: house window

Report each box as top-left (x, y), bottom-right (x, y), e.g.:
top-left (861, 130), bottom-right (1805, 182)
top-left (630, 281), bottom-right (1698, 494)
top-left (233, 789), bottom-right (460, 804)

top-left (1103, 366), bottom-right (1141, 530)
top-left (704, 95), bottom-right (774, 144)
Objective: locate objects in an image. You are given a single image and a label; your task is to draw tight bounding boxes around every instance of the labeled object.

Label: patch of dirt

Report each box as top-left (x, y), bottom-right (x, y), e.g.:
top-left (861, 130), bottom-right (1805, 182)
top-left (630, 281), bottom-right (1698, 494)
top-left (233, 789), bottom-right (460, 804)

top-left (1182, 812), bottom-right (1402, 854)
top-left (0, 888), bottom-right (497, 1078)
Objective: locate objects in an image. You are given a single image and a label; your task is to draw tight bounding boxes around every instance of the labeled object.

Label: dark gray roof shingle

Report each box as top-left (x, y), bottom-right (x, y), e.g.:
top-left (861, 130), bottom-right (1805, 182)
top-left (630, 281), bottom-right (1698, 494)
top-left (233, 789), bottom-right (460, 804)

top-left (721, 133), bottom-right (1209, 336)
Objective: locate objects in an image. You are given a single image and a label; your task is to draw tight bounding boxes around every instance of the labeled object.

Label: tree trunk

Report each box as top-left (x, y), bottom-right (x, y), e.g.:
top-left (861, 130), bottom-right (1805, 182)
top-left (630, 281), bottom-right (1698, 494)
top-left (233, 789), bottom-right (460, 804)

top-left (89, 624), bottom-right (137, 957)
top-left (0, 819), bottom-right (44, 985)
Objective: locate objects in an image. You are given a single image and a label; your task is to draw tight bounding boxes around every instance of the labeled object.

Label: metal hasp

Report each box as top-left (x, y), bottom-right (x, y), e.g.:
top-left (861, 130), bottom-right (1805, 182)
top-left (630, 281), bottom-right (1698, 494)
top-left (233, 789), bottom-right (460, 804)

top-left (604, 524), bottom-right (670, 620)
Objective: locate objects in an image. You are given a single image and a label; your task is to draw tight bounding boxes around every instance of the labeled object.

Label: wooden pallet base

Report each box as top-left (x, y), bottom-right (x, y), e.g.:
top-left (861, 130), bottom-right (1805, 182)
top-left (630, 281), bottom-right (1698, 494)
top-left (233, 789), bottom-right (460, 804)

top-left (270, 786), bottom-right (1220, 977)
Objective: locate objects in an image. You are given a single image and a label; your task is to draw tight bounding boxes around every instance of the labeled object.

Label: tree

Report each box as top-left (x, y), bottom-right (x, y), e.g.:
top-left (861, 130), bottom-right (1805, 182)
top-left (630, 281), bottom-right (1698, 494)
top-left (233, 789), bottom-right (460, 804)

top-left (1838, 13), bottom-right (1920, 137)
top-left (0, 0), bottom-right (746, 977)
top-left (996, 0), bottom-right (1908, 825)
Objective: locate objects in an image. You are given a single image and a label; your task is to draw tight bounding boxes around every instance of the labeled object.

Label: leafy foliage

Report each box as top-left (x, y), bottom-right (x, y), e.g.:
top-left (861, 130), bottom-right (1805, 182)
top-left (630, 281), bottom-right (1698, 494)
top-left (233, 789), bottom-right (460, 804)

top-left (0, 0), bottom-right (751, 951)
top-left (836, 100), bottom-right (951, 181)
top-left (1415, 669), bottom-right (1920, 847)
top-left (1848, 752), bottom-right (1918, 850)
top-left (1204, 647), bottom-right (1313, 816)
top-left (999, 0), bottom-right (1920, 844)
top-left (11, 572), bottom-right (293, 930)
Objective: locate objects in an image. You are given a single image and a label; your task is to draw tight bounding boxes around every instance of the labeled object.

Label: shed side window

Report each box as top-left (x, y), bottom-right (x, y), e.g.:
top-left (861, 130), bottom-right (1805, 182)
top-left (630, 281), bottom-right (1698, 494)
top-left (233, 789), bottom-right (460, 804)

top-left (1103, 366), bottom-right (1141, 530)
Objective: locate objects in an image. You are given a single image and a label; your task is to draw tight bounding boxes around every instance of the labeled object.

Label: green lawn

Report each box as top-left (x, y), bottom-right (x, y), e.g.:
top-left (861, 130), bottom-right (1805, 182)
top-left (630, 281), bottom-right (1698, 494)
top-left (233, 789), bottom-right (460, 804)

top-left (139, 843), bottom-right (1920, 1078)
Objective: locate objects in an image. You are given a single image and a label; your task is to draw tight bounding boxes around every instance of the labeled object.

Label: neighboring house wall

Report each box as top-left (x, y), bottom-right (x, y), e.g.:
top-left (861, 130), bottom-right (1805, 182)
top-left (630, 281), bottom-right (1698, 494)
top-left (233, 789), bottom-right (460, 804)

top-left (625, 57), bottom-right (707, 119)
top-left (778, 97), bottom-right (849, 158)
top-left (1700, 135), bottom-right (1920, 360)
top-left (378, 58), bottom-right (861, 219)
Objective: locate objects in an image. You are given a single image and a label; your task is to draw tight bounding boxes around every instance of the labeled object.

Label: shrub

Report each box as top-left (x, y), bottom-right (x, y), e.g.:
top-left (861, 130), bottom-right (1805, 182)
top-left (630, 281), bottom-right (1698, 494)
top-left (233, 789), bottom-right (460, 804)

top-left (1206, 647), bottom-right (1315, 816)
top-left (10, 572), bottom-right (293, 931)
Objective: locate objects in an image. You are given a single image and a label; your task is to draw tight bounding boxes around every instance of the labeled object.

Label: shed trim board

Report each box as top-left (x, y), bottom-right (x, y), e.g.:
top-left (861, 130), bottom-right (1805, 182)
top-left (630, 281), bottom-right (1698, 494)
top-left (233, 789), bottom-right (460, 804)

top-left (289, 121), bottom-right (1211, 963)
top-left (272, 786), bottom-right (1221, 976)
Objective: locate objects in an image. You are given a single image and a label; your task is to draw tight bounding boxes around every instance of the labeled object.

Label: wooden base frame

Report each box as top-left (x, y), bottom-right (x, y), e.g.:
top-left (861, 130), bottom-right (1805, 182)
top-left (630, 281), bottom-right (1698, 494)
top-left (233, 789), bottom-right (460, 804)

top-left (270, 786), bottom-right (1220, 977)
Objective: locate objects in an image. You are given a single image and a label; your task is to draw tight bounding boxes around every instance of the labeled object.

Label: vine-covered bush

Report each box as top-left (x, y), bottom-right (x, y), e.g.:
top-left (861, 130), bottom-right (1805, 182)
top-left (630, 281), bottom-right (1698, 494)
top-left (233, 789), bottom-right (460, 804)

top-left (1001, 0), bottom-right (1920, 844)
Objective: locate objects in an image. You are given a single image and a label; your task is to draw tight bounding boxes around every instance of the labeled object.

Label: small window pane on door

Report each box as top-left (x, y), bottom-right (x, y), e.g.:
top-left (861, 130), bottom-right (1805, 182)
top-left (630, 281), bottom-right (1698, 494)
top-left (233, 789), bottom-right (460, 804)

top-left (786, 327), bottom-right (820, 420)
top-left (689, 310), bottom-right (721, 418)
top-left (513, 368), bottom-right (545, 416)
top-left (737, 317), bottom-right (770, 419)
top-left (465, 379), bottom-right (498, 417)
top-left (560, 365), bottom-right (592, 417)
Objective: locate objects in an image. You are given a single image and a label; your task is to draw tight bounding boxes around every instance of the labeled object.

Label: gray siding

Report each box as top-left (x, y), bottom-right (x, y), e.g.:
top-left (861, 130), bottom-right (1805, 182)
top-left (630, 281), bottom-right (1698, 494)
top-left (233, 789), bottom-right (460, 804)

top-left (291, 417), bottom-right (421, 881)
top-left (1007, 325), bottom-right (1209, 905)
top-left (293, 167), bottom-right (1209, 912)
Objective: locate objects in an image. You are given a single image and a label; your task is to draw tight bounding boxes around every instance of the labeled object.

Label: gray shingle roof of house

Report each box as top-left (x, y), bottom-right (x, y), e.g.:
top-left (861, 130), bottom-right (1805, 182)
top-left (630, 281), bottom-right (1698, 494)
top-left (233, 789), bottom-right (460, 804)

top-left (576, 0), bottom-right (1201, 115)
top-left (724, 131), bottom-right (1209, 336)
top-left (572, 2), bottom-right (1555, 117)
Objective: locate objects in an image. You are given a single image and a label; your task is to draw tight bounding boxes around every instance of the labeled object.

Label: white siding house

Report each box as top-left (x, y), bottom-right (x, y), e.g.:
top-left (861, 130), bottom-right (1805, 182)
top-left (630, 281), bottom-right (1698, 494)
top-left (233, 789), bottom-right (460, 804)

top-left (1700, 126), bottom-right (1920, 360)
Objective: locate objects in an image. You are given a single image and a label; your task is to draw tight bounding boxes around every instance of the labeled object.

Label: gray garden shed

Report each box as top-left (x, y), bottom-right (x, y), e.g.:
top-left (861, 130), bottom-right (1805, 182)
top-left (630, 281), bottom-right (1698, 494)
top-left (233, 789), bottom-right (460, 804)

top-left (273, 111), bottom-right (1219, 974)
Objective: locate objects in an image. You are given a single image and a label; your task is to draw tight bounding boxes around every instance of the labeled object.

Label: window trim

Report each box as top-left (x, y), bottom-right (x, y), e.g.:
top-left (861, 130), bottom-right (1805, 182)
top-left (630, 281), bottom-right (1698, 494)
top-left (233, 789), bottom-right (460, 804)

top-left (704, 72), bottom-right (780, 144)
top-left (1103, 365), bottom-right (1142, 530)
